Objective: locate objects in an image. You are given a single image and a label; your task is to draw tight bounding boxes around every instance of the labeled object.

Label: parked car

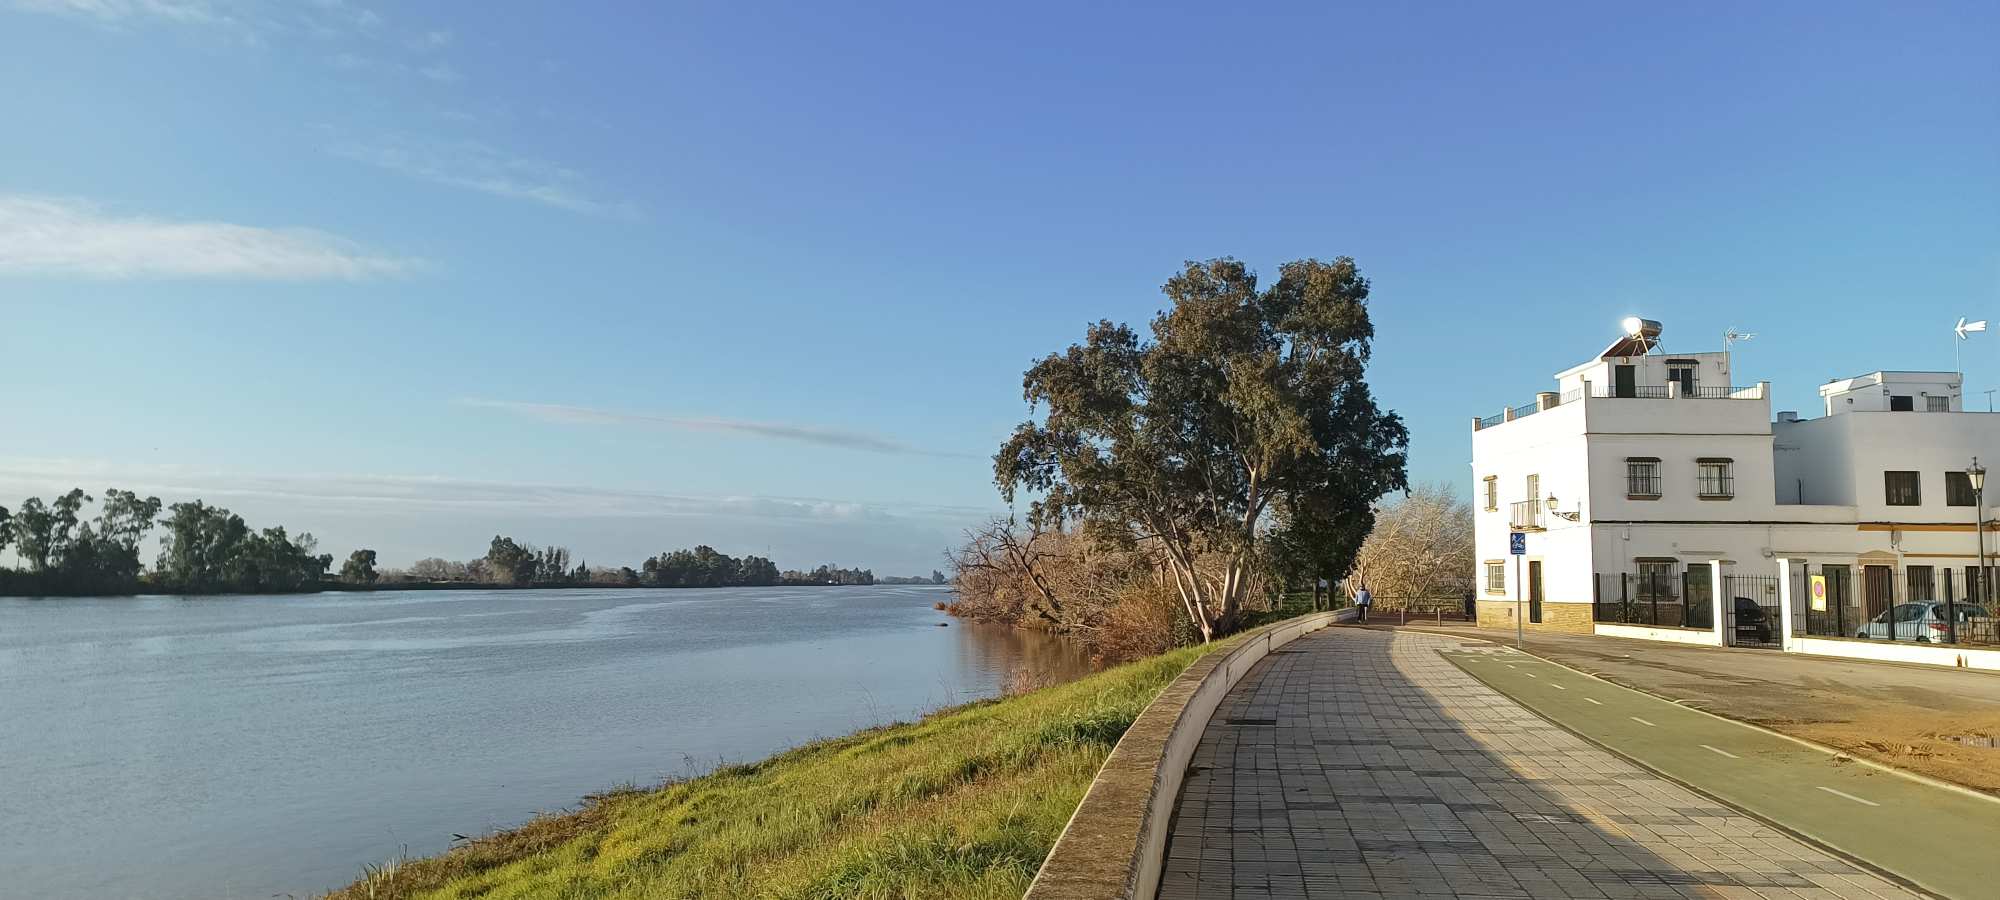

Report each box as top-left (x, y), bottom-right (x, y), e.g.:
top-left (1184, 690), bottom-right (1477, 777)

top-left (1731, 597), bottom-right (1774, 642)
top-left (1855, 602), bottom-right (1995, 642)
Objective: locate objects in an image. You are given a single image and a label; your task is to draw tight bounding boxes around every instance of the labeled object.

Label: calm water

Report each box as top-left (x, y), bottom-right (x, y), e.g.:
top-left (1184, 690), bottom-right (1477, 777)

top-left (0, 585), bottom-right (1090, 900)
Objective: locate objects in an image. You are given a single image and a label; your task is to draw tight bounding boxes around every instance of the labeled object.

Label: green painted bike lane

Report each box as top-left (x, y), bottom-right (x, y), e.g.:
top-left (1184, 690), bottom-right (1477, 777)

top-left (1445, 648), bottom-right (2000, 900)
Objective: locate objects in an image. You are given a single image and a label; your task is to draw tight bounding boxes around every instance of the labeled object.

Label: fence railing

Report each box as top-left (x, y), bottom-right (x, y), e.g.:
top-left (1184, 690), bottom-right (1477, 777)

top-left (1789, 563), bottom-right (2000, 645)
top-left (1476, 383), bottom-right (1767, 431)
top-left (1509, 500), bottom-right (1544, 531)
top-left (1592, 573), bottom-right (1712, 629)
top-left (1337, 593), bottom-right (1476, 624)
top-left (1724, 574), bottom-right (1783, 648)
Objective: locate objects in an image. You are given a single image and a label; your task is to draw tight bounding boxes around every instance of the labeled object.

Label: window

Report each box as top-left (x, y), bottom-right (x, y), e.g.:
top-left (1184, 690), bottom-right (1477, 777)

top-left (1890, 395), bottom-right (1915, 411)
top-left (1484, 561), bottom-right (1505, 594)
top-left (1885, 471), bottom-right (1921, 506)
top-left (1636, 560), bottom-right (1676, 601)
top-left (1626, 458), bottom-right (1661, 498)
top-left (1483, 476), bottom-right (1498, 511)
top-left (1525, 473), bottom-right (1539, 506)
top-left (1948, 471), bottom-right (1978, 507)
top-left (1697, 458), bottom-right (1733, 499)
top-left (1666, 361), bottom-right (1697, 395)
top-left (1928, 395), bottom-right (1951, 412)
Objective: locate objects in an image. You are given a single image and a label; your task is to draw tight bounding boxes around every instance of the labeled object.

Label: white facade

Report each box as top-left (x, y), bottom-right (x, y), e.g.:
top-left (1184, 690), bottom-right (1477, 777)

top-left (1470, 323), bottom-right (2000, 639)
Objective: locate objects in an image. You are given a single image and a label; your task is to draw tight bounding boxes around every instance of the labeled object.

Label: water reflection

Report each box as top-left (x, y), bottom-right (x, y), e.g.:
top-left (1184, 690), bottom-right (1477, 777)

top-left (953, 618), bottom-right (1095, 690)
top-left (0, 584), bottom-right (1087, 900)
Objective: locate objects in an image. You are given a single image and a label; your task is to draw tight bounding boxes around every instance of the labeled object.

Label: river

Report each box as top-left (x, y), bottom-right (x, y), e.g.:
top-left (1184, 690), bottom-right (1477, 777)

top-left (0, 584), bottom-right (1090, 899)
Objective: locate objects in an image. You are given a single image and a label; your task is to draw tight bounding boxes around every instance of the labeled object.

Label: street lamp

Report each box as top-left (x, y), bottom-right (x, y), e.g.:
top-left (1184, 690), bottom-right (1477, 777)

top-left (1971, 458), bottom-right (1988, 642)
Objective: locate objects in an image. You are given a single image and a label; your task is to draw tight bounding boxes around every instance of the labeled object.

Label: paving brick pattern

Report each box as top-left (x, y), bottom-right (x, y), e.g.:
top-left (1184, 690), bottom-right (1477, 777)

top-left (1157, 628), bottom-right (1918, 899)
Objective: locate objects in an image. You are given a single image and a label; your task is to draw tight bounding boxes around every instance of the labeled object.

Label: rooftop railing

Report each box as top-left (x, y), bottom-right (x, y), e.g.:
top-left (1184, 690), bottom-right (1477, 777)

top-left (1473, 381), bottom-right (1768, 431)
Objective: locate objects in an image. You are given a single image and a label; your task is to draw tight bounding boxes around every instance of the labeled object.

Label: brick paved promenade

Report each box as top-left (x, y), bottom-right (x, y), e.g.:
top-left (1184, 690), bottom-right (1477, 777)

top-left (1157, 628), bottom-right (1917, 899)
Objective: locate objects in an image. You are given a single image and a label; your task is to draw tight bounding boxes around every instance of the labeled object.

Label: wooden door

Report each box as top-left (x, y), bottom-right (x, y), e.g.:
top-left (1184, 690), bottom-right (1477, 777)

top-left (1614, 365), bottom-right (1637, 398)
top-left (1528, 560), bottom-right (1544, 623)
top-left (1863, 565), bottom-right (1893, 620)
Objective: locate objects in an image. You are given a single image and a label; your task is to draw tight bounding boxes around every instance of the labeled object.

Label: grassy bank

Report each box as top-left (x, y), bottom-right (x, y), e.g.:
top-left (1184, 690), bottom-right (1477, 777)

top-left (325, 636), bottom-right (1237, 900)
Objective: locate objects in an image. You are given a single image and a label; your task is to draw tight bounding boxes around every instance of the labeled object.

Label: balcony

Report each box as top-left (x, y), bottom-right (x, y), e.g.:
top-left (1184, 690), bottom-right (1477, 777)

top-left (1509, 500), bottom-right (1545, 531)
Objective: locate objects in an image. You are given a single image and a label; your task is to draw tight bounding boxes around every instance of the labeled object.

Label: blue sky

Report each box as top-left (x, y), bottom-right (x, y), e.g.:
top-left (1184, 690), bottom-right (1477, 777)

top-left (1, 1), bottom-right (1995, 574)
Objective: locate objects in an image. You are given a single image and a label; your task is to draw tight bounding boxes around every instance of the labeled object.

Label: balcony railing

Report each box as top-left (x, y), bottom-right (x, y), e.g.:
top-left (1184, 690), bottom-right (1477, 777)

top-left (1509, 499), bottom-right (1544, 531)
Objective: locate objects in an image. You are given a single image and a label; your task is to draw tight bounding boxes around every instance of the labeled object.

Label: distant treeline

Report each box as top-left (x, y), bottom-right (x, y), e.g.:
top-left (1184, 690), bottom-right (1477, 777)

top-left (392, 539), bottom-right (889, 589)
top-left (0, 486), bottom-right (920, 597)
top-left (0, 489), bottom-right (347, 596)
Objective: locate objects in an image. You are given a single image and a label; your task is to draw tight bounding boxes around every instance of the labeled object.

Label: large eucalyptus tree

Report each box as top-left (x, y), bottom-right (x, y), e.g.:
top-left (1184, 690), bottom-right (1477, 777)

top-left (996, 257), bottom-right (1408, 641)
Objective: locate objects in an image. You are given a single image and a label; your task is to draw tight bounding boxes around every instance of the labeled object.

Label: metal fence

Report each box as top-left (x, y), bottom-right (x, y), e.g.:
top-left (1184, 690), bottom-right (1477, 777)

top-left (1342, 593), bottom-right (1476, 624)
top-left (1789, 562), bottom-right (2000, 645)
top-left (1592, 573), bottom-right (1712, 629)
top-left (1724, 574), bottom-right (1783, 649)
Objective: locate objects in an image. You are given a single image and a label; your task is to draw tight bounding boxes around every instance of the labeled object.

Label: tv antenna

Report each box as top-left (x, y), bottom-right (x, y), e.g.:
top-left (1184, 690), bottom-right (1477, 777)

top-left (1724, 327), bottom-right (1757, 350)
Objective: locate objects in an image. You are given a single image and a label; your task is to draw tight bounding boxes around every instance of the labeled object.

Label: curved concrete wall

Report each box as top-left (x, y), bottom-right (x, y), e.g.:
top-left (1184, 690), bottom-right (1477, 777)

top-left (1024, 609), bottom-right (1347, 900)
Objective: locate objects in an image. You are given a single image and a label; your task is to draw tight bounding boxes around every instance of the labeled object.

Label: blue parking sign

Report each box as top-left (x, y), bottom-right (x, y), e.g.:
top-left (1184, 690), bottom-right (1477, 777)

top-left (1509, 532), bottom-right (1526, 555)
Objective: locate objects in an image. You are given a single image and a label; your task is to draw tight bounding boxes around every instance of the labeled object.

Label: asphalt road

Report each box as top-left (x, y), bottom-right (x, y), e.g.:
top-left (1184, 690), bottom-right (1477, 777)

top-left (1450, 647), bottom-right (2000, 899)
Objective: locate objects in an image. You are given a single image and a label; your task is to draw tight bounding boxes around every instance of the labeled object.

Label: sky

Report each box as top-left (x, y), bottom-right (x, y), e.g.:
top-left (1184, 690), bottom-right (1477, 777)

top-left (1, 1), bottom-right (1996, 574)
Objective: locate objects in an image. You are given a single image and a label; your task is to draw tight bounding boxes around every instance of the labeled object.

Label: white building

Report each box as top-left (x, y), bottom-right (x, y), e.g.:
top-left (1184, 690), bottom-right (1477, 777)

top-left (1470, 319), bottom-right (2000, 646)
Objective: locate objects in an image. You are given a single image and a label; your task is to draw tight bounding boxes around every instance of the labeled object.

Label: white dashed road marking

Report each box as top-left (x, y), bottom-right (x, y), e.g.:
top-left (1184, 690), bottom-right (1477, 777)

top-left (1701, 744), bottom-right (1740, 759)
top-left (1550, 683), bottom-right (1566, 690)
top-left (1816, 786), bottom-right (1880, 807)
top-left (1630, 717), bottom-right (1658, 727)
top-left (1584, 697), bottom-right (1603, 705)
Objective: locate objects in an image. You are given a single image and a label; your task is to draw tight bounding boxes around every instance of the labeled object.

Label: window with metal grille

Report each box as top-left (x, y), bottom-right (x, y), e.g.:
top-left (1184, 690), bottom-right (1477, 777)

top-left (1483, 476), bottom-right (1497, 511)
top-left (1485, 561), bottom-right (1505, 593)
top-left (1697, 459), bottom-right (1733, 499)
top-left (1626, 458), bottom-right (1660, 498)
top-left (1948, 471), bottom-right (1978, 506)
top-left (1885, 471), bottom-right (1921, 506)
top-left (1635, 560), bottom-right (1676, 601)
top-left (1666, 363), bottom-right (1697, 395)
top-left (1928, 395), bottom-right (1951, 412)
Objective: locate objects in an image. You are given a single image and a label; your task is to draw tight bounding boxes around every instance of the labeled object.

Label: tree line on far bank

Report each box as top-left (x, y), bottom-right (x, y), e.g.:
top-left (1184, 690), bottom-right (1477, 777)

top-left (391, 539), bottom-right (908, 589)
top-left (0, 491), bottom-right (927, 597)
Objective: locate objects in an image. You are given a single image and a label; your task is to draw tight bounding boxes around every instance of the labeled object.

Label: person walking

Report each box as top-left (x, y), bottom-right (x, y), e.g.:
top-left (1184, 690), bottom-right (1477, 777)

top-left (1355, 584), bottom-right (1373, 624)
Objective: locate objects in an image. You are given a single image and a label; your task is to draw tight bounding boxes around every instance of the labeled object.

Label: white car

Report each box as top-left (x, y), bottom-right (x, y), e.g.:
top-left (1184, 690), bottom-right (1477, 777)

top-left (1855, 602), bottom-right (1993, 642)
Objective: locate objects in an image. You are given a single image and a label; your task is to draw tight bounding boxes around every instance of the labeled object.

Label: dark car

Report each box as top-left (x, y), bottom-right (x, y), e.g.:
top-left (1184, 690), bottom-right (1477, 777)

top-left (1732, 597), bottom-right (1773, 642)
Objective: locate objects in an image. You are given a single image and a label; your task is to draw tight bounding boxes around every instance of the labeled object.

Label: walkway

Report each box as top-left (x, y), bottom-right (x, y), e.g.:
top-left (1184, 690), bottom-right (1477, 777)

top-left (1157, 628), bottom-right (1920, 899)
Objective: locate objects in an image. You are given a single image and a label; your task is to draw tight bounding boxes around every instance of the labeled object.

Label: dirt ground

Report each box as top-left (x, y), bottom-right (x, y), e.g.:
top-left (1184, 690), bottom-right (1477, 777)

top-left (1404, 624), bottom-right (2000, 793)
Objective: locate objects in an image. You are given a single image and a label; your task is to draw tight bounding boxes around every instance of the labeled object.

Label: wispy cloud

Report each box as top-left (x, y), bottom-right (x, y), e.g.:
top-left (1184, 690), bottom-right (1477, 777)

top-left (7, 0), bottom-right (231, 27)
top-left (330, 137), bottom-right (629, 217)
top-left (417, 61), bottom-right (460, 83)
top-left (328, 50), bottom-right (461, 84)
top-left (0, 195), bottom-right (417, 280)
top-left (409, 27), bottom-right (449, 50)
top-left (0, 457), bottom-right (991, 523)
top-left (0, 457), bottom-right (991, 570)
top-left (461, 399), bottom-right (970, 458)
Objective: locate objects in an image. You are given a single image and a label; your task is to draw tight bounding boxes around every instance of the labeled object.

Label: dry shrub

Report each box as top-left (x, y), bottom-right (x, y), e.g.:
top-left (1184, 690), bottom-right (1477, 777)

top-left (1090, 581), bottom-right (1192, 664)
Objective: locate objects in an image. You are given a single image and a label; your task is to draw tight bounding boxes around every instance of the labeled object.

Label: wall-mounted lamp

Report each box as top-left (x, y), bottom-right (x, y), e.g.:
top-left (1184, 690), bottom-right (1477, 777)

top-left (1545, 494), bottom-right (1582, 522)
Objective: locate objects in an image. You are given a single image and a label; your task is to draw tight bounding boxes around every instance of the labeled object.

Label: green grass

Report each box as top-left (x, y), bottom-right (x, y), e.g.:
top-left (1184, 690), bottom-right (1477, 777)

top-left (325, 638), bottom-right (1237, 900)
